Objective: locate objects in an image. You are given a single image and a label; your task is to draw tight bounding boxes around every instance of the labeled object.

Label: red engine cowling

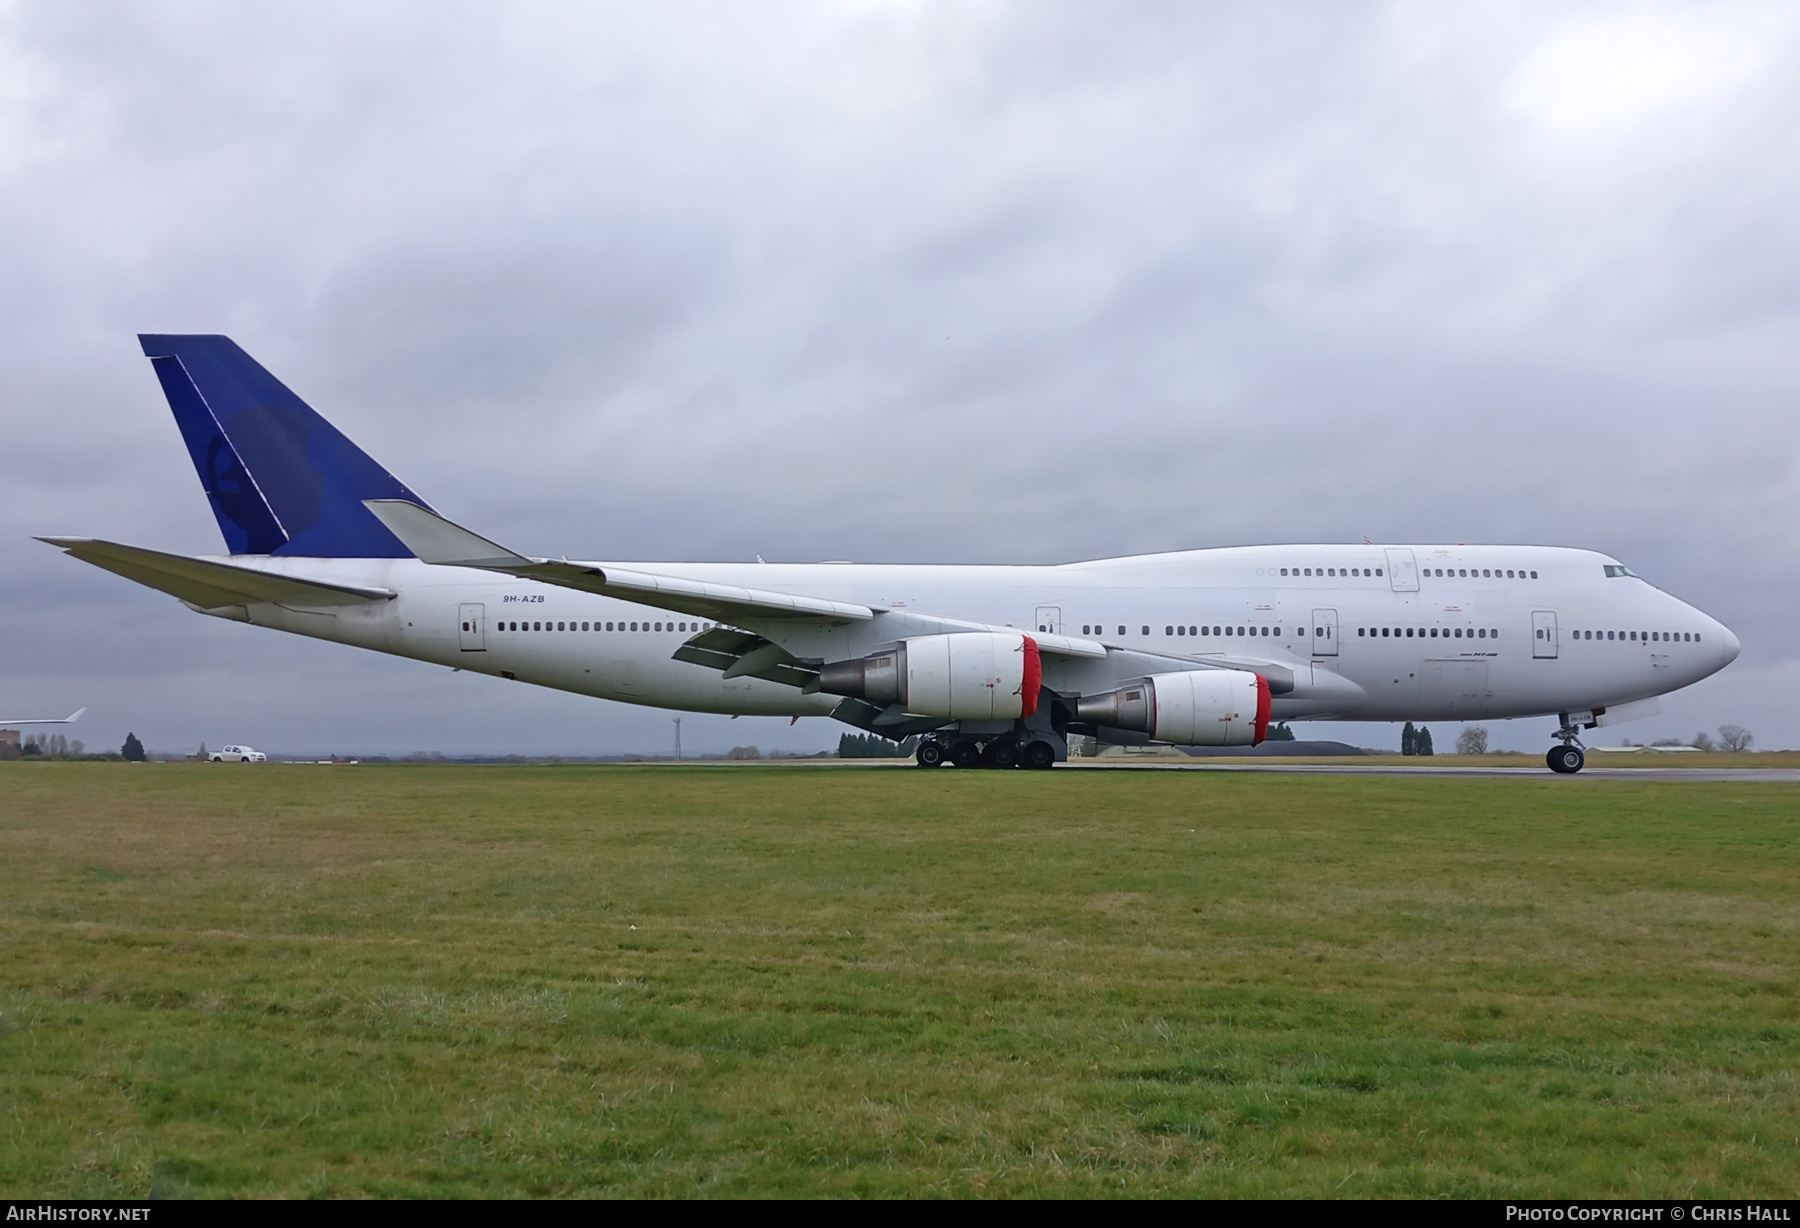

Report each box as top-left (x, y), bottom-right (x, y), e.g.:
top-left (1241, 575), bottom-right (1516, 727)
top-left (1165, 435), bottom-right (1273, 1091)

top-left (1073, 669), bottom-right (1269, 746)
top-left (818, 632), bottom-right (1040, 720)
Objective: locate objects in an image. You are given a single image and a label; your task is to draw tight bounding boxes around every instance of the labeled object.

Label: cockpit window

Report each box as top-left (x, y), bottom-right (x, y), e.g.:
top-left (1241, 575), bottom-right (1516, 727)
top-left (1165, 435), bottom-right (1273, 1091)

top-left (1603, 564), bottom-right (1638, 579)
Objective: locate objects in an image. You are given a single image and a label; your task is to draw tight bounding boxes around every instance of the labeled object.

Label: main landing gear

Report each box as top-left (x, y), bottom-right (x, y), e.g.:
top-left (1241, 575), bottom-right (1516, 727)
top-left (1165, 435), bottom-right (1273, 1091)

top-left (1546, 744), bottom-right (1585, 774)
top-left (916, 735), bottom-right (1059, 770)
top-left (1547, 712), bottom-right (1587, 774)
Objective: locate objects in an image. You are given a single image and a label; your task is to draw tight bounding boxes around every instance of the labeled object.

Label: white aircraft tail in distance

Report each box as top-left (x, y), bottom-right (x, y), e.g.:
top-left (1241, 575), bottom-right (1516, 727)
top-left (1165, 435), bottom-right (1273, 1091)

top-left (41, 335), bottom-right (1740, 774)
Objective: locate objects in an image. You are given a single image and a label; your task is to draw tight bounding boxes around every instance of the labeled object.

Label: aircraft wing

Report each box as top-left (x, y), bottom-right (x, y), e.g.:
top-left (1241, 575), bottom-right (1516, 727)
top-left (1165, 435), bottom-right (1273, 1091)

top-left (38, 538), bottom-right (396, 610)
top-left (0, 707), bottom-right (86, 725)
top-left (364, 499), bottom-right (1110, 658)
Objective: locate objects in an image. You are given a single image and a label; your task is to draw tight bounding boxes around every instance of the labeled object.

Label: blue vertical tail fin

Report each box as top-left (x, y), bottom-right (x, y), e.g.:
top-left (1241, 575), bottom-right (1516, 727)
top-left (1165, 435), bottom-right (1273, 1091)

top-left (139, 334), bottom-right (429, 557)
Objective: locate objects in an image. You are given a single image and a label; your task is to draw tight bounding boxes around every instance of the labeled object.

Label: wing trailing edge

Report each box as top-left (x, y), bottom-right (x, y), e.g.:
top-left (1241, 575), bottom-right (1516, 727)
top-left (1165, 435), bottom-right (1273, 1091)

top-left (364, 500), bottom-right (1123, 658)
top-left (0, 707), bottom-right (86, 725)
top-left (363, 499), bottom-right (876, 623)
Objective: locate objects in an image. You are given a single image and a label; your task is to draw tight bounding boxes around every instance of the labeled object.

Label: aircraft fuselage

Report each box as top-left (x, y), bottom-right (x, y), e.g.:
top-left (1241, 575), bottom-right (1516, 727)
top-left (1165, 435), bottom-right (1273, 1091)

top-left (203, 542), bottom-right (1738, 726)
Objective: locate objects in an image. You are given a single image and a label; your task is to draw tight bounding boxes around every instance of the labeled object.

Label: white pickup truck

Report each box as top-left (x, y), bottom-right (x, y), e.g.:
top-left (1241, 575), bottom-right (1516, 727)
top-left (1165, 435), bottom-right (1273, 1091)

top-left (209, 744), bottom-right (266, 763)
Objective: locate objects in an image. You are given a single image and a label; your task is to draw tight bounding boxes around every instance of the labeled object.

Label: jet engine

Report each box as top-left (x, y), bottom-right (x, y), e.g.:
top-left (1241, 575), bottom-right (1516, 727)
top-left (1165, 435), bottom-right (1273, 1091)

top-left (818, 632), bottom-right (1041, 720)
top-left (1074, 669), bottom-right (1270, 746)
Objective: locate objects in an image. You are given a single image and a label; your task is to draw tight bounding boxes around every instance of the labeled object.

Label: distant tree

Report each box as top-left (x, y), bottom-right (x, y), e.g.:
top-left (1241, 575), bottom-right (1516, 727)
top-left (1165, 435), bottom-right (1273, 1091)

top-left (838, 733), bottom-right (922, 758)
top-left (1690, 731), bottom-right (1715, 753)
top-left (69, 740), bottom-right (83, 756)
top-left (1415, 726), bottom-right (1435, 756)
top-left (727, 745), bottom-right (762, 760)
top-left (1716, 725), bottom-right (1754, 753)
top-left (1265, 722), bottom-right (1296, 742)
top-left (21, 740), bottom-right (41, 756)
top-left (1456, 727), bottom-right (1490, 756)
top-left (121, 732), bottom-right (146, 762)
top-left (1401, 721), bottom-right (1418, 756)
top-left (839, 733), bottom-right (886, 758)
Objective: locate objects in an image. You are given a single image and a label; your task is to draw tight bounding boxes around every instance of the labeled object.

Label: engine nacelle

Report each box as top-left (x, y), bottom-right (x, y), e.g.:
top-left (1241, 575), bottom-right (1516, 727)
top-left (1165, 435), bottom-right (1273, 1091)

top-left (1074, 669), bottom-right (1270, 746)
top-left (818, 632), bottom-right (1041, 721)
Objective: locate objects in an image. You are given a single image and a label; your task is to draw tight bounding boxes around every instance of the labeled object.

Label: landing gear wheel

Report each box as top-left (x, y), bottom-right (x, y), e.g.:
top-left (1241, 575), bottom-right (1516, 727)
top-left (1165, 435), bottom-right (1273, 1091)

top-left (915, 741), bottom-right (945, 768)
top-left (949, 740), bottom-right (981, 769)
top-left (1023, 740), bottom-right (1057, 770)
top-left (984, 739), bottom-right (1019, 770)
top-left (1547, 745), bottom-right (1585, 774)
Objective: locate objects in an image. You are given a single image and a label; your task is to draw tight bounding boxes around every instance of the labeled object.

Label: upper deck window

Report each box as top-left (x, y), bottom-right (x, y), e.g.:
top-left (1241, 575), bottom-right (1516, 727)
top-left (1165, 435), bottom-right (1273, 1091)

top-left (1603, 564), bottom-right (1638, 578)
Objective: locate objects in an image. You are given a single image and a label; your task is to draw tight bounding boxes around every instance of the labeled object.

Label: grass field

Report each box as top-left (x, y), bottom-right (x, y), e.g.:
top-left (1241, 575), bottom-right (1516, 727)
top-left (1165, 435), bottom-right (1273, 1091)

top-left (2, 762), bottom-right (1797, 1198)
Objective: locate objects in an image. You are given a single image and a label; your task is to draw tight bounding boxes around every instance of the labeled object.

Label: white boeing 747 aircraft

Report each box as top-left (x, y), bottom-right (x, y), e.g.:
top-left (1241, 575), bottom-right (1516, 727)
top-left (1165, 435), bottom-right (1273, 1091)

top-left (43, 336), bottom-right (1739, 773)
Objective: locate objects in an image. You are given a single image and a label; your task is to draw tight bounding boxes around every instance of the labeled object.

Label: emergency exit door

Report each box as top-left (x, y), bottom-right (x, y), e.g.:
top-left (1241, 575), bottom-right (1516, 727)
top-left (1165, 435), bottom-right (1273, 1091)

top-left (1384, 548), bottom-right (1419, 592)
top-left (1035, 606), bottom-right (1062, 635)
top-left (1312, 608), bottom-right (1338, 657)
top-left (1532, 610), bottom-right (1558, 659)
top-left (459, 603), bottom-right (486, 651)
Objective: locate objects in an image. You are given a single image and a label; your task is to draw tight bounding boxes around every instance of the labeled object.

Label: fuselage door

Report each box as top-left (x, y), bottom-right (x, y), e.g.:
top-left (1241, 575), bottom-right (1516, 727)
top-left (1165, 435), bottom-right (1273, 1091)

top-left (459, 602), bottom-right (486, 652)
top-left (1532, 610), bottom-right (1558, 659)
top-left (1384, 548), bottom-right (1419, 592)
top-left (1312, 608), bottom-right (1339, 657)
top-left (1035, 606), bottom-right (1062, 635)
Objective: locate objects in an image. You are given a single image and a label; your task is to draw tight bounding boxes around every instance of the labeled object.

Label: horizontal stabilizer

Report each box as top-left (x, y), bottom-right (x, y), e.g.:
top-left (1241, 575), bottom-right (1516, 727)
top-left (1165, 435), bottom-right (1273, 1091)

top-left (38, 538), bottom-right (395, 610)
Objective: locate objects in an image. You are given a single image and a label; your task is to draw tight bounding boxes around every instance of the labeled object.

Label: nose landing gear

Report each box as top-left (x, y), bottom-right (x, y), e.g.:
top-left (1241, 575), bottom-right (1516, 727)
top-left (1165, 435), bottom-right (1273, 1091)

top-left (1547, 712), bottom-right (1588, 774)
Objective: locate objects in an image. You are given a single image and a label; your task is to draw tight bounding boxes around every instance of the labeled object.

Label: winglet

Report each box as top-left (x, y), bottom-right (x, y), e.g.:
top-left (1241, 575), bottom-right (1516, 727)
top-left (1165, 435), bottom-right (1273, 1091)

top-left (362, 500), bottom-right (532, 568)
top-left (65, 707), bottom-right (86, 724)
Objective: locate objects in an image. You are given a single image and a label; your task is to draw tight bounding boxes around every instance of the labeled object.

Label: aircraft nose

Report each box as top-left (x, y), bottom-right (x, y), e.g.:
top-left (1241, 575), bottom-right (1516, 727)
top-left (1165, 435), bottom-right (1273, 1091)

top-left (1719, 623), bottom-right (1741, 666)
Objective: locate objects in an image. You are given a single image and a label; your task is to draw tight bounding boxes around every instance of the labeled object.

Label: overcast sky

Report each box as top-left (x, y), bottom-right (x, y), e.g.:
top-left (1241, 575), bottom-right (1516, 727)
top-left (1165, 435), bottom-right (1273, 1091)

top-left (3, 0), bottom-right (1797, 757)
